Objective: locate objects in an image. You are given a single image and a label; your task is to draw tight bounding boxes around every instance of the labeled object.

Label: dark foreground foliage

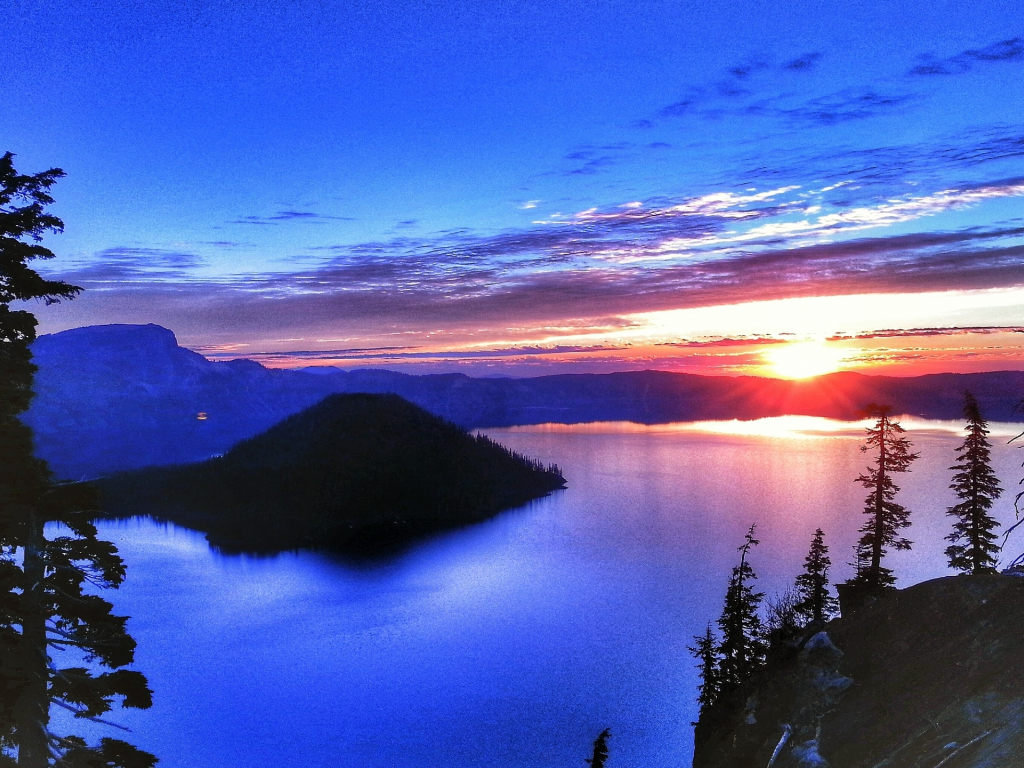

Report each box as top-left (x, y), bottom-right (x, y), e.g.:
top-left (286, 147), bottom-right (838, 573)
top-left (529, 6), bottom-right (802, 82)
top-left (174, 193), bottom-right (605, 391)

top-left (692, 576), bottom-right (1024, 768)
top-left (0, 152), bottom-right (154, 766)
top-left (96, 393), bottom-right (565, 552)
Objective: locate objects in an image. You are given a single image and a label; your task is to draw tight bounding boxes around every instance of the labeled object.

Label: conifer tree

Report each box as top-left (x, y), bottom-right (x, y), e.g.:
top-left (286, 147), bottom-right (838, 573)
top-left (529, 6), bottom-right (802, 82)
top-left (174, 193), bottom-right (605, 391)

top-left (0, 152), bottom-right (154, 767)
top-left (945, 391), bottom-right (1002, 574)
top-left (585, 729), bottom-right (609, 768)
top-left (794, 529), bottom-right (837, 623)
top-left (687, 623), bottom-right (720, 724)
top-left (848, 405), bottom-right (919, 590)
top-left (716, 524), bottom-right (766, 693)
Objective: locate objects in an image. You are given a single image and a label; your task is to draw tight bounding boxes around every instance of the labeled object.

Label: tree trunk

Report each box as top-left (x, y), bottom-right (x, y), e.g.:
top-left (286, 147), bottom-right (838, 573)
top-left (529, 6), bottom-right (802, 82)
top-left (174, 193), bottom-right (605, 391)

top-left (971, 477), bottom-right (980, 574)
top-left (16, 507), bottom-right (49, 768)
top-left (870, 423), bottom-right (887, 588)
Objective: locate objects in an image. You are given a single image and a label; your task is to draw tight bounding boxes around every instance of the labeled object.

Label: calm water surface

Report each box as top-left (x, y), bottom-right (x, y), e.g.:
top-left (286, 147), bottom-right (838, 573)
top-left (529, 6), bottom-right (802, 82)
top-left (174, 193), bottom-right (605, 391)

top-left (83, 418), bottom-right (1024, 767)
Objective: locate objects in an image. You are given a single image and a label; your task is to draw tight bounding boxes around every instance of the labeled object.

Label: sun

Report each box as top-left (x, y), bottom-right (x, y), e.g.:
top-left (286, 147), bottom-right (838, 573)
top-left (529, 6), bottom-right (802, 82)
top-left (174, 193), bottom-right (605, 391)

top-left (765, 341), bottom-right (847, 379)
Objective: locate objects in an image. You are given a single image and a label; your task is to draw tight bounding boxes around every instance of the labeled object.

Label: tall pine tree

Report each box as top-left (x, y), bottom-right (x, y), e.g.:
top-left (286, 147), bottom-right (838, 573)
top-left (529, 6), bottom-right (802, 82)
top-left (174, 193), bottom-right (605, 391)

top-left (945, 391), bottom-right (1002, 574)
top-left (687, 623), bottom-right (720, 724)
top-left (716, 524), bottom-right (766, 694)
top-left (847, 405), bottom-right (918, 590)
top-left (0, 152), bottom-right (155, 768)
top-left (794, 529), bottom-right (837, 624)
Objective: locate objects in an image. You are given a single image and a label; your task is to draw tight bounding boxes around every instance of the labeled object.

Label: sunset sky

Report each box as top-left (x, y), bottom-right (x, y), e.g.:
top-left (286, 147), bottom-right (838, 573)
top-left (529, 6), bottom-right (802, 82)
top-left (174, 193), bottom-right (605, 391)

top-left (4, 0), bottom-right (1024, 377)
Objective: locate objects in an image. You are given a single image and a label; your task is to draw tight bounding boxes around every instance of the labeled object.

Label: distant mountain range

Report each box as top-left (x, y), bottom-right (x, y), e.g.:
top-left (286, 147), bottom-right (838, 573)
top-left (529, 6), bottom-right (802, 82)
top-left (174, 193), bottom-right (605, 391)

top-left (97, 393), bottom-right (566, 553)
top-left (26, 324), bottom-right (1024, 479)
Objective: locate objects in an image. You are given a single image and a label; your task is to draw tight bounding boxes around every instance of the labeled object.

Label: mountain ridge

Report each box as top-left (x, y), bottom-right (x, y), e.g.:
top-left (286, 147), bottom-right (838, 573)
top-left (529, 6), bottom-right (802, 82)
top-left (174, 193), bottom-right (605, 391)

top-left (25, 324), bottom-right (1024, 479)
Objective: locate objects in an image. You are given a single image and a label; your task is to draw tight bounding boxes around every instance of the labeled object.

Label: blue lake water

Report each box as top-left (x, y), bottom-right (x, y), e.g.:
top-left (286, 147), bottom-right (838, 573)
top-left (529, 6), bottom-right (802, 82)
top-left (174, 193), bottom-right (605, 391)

top-left (78, 417), bottom-right (1024, 767)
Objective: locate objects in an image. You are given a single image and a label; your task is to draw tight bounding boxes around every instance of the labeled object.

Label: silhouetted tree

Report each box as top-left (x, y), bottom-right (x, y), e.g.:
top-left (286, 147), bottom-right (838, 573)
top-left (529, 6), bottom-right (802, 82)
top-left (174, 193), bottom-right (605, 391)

top-left (0, 152), bottom-right (154, 767)
top-left (716, 524), bottom-right (766, 693)
top-left (687, 624), bottom-right (720, 724)
top-left (794, 529), bottom-right (837, 623)
top-left (585, 729), bottom-right (609, 768)
top-left (763, 587), bottom-right (802, 651)
top-left (945, 391), bottom-right (1002, 574)
top-left (847, 405), bottom-right (919, 590)
top-left (1005, 399), bottom-right (1024, 568)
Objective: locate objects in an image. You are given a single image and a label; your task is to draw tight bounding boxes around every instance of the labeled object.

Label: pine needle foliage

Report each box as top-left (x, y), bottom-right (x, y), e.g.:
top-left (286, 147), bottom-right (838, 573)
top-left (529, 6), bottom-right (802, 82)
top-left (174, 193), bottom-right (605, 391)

top-left (585, 729), bottom-right (610, 768)
top-left (848, 405), bottom-right (919, 590)
top-left (0, 152), bottom-right (154, 768)
top-left (687, 624), bottom-right (720, 725)
top-left (794, 529), bottom-right (838, 623)
top-left (945, 391), bottom-right (1002, 574)
top-left (716, 524), bottom-right (766, 694)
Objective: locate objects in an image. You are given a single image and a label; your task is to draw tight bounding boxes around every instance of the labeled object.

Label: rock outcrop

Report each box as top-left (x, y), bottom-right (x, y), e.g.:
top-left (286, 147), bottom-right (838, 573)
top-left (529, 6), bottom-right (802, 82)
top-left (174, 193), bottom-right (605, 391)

top-left (693, 575), bottom-right (1024, 768)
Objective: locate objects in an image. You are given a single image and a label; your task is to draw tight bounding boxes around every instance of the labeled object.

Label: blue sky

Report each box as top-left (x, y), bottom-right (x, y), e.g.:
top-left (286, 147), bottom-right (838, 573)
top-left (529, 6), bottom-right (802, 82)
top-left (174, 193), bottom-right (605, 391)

top-left (4, 0), bottom-right (1024, 375)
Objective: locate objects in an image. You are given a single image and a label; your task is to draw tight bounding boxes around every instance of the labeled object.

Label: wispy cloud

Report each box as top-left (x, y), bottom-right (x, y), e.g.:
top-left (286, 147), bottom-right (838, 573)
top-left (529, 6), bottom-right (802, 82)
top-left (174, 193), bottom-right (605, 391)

top-left (55, 247), bottom-right (206, 283)
top-left (828, 326), bottom-right (1024, 341)
top-left (909, 36), bottom-right (1024, 76)
top-left (645, 34), bottom-right (1021, 138)
top-left (231, 210), bottom-right (356, 225)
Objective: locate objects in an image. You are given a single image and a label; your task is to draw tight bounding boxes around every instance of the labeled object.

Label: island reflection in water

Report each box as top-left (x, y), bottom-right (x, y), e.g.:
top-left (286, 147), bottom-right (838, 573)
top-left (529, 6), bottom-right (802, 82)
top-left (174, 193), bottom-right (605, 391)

top-left (80, 417), bottom-right (1024, 767)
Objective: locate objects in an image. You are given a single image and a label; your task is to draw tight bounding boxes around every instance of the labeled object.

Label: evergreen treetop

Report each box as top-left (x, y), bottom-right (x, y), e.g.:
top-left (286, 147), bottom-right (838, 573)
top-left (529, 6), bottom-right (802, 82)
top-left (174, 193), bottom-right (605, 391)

top-left (585, 729), bottom-right (610, 768)
top-left (848, 405), bottom-right (919, 590)
top-left (687, 624), bottom-right (720, 725)
top-left (945, 390), bottom-right (1002, 574)
top-left (716, 524), bottom-right (766, 693)
top-left (794, 528), bottom-right (837, 624)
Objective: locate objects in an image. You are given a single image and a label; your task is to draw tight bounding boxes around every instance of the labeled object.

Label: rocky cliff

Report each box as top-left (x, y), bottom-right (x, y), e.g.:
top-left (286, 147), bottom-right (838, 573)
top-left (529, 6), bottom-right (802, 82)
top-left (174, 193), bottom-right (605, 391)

top-left (693, 575), bottom-right (1024, 768)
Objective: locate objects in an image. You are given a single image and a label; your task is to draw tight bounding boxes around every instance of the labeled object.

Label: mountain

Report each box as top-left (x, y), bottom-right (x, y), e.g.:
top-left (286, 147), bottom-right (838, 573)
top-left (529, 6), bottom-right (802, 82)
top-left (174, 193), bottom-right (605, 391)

top-left (95, 393), bottom-right (566, 552)
top-left (693, 575), bottom-right (1024, 768)
top-left (25, 324), bottom-right (1024, 479)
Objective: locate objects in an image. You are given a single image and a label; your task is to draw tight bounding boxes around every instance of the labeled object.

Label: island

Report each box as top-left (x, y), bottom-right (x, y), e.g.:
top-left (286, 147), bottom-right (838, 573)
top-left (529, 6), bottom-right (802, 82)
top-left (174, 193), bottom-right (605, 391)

top-left (95, 393), bottom-right (566, 552)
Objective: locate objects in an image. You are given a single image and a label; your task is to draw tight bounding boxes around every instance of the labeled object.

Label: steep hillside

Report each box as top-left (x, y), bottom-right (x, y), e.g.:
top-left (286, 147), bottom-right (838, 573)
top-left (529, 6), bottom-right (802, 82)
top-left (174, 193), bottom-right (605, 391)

top-left (693, 575), bottom-right (1024, 768)
top-left (95, 393), bottom-right (566, 552)
top-left (26, 324), bottom-right (1024, 479)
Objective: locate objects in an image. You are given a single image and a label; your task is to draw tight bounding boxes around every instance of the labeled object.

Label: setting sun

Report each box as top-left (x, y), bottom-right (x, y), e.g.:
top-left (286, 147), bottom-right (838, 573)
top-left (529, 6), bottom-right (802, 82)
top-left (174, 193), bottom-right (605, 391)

top-left (765, 341), bottom-right (848, 379)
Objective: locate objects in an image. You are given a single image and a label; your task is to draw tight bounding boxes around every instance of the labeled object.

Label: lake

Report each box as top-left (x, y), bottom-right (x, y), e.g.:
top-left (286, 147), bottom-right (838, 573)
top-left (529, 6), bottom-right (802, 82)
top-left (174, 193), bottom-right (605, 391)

top-left (73, 417), bottom-right (1024, 767)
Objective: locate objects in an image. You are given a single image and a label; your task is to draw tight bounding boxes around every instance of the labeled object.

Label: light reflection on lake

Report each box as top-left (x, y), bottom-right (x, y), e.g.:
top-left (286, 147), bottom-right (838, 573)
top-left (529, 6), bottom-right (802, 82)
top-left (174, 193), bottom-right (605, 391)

top-left (87, 418), bottom-right (1024, 767)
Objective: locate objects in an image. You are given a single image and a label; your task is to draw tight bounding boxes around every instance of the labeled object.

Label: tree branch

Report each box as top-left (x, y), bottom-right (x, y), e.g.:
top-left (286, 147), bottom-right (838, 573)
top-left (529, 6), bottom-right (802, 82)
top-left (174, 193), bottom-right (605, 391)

top-left (50, 699), bottom-right (132, 732)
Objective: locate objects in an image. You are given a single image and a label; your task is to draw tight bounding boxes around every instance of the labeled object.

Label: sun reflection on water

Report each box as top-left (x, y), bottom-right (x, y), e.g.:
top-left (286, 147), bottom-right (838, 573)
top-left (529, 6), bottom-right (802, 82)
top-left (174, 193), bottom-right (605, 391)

top-left (503, 416), bottom-right (1024, 439)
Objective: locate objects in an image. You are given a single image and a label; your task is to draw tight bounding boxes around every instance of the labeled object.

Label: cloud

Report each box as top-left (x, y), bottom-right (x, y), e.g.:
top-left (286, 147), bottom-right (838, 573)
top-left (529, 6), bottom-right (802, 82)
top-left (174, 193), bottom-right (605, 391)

top-left (558, 143), bottom-right (637, 176)
top-left (200, 343), bottom-right (629, 364)
top-left (651, 36), bottom-right (1021, 133)
top-left (736, 128), bottom-right (1024, 196)
top-left (657, 337), bottom-right (788, 348)
top-left (782, 52), bottom-right (823, 72)
top-left (47, 183), bottom-right (1024, 348)
top-left (828, 326), bottom-right (1024, 341)
top-left (231, 210), bottom-right (356, 225)
top-left (651, 51), bottom-right (922, 129)
top-left (54, 247), bottom-right (206, 283)
top-left (202, 240), bottom-right (246, 249)
top-left (909, 36), bottom-right (1024, 76)
top-left (37, 154), bottom-right (1024, 362)
top-left (775, 87), bottom-right (918, 126)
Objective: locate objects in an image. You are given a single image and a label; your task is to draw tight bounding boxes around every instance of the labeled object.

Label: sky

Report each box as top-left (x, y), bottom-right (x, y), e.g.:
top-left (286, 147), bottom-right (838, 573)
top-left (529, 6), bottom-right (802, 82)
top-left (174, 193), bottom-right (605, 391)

top-left (3, 0), bottom-right (1024, 377)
